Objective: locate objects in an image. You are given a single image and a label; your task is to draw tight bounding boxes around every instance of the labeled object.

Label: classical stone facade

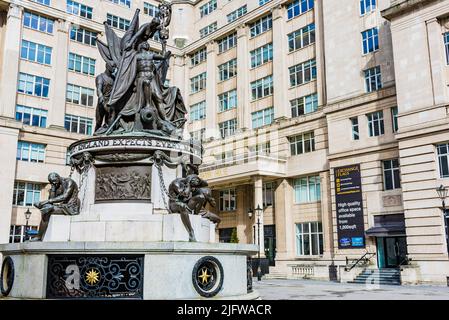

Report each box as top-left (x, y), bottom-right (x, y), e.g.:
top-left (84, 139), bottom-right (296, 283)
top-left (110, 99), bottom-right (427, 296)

top-left (1, 0), bottom-right (449, 284)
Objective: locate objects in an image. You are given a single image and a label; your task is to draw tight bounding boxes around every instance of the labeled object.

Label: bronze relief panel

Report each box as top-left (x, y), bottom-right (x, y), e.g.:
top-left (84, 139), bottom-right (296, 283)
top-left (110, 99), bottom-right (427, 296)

top-left (95, 165), bottom-right (152, 202)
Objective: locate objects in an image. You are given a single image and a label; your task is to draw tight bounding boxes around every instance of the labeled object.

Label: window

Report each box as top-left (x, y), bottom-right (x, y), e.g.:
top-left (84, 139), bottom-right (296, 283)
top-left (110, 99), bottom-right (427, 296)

top-left (263, 182), bottom-right (274, 207)
top-left (12, 182), bottom-right (41, 206)
top-left (218, 33), bottom-right (237, 53)
top-left (250, 43), bottom-right (273, 68)
top-left (296, 222), bottom-right (323, 256)
top-left (190, 101), bottom-right (206, 122)
top-left (252, 107), bottom-right (274, 129)
top-left (219, 189), bottom-right (236, 211)
top-left (215, 151), bottom-right (234, 164)
top-left (68, 53), bottom-right (96, 76)
top-left (21, 40), bottom-right (52, 65)
top-left (190, 47), bottom-right (207, 66)
top-left (190, 128), bottom-right (206, 142)
top-left (17, 141), bottom-right (45, 163)
top-left (251, 75), bottom-right (273, 100)
top-left (227, 5), bottom-right (247, 23)
top-left (106, 14), bottom-right (130, 31)
top-left (364, 66), bottom-right (382, 92)
top-left (200, 22), bottom-right (217, 38)
top-left (66, 0), bottom-right (93, 19)
top-left (9, 225), bottom-right (38, 243)
top-left (31, 0), bottom-right (50, 5)
top-left (64, 114), bottom-right (93, 135)
top-left (144, 2), bottom-right (159, 17)
top-left (288, 23), bottom-right (315, 52)
top-left (360, 0), bottom-right (376, 15)
top-left (287, 0), bottom-right (314, 20)
top-left (200, 0), bottom-right (217, 17)
top-left (367, 111), bottom-right (384, 137)
top-left (249, 14), bottom-right (272, 38)
top-left (249, 142), bottom-right (270, 156)
top-left (362, 27), bottom-right (379, 54)
top-left (437, 143), bottom-right (449, 178)
top-left (190, 72), bottom-right (207, 93)
top-left (66, 84), bottom-right (95, 107)
top-left (391, 106), bottom-right (399, 133)
top-left (108, 0), bottom-right (131, 8)
top-left (259, 0), bottom-right (272, 5)
top-left (70, 26), bottom-right (97, 46)
top-left (294, 176), bottom-right (321, 204)
top-left (23, 12), bottom-right (54, 34)
top-left (219, 228), bottom-right (234, 243)
top-left (289, 59), bottom-right (317, 87)
top-left (289, 132), bottom-right (315, 156)
top-left (351, 117), bottom-right (360, 140)
top-left (383, 159), bottom-right (401, 190)
top-left (291, 93), bottom-right (318, 117)
top-left (218, 59), bottom-right (237, 82)
top-left (218, 89), bottom-right (237, 112)
top-left (219, 119), bottom-right (237, 138)
top-left (15, 105), bottom-right (48, 127)
top-left (18, 73), bottom-right (50, 97)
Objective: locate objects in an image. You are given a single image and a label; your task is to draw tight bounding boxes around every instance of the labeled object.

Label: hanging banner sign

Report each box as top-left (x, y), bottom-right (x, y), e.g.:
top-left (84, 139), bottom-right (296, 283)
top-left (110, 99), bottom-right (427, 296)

top-left (334, 164), bottom-right (366, 249)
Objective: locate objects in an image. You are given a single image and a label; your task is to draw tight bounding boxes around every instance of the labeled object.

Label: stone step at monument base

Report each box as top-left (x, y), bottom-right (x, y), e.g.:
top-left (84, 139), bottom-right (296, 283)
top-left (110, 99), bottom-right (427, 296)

top-left (43, 214), bottom-right (215, 243)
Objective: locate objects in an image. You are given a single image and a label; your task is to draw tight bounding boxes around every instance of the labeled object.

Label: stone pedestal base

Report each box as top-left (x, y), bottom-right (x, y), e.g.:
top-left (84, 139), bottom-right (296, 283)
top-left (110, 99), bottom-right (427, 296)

top-left (0, 242), bottom-right (258, 300)
top-left (44, 214), bottom-right (215, 243)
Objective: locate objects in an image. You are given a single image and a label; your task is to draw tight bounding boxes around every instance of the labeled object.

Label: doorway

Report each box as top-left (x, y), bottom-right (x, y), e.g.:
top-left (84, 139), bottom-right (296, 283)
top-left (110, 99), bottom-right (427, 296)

top-left (376, 237), bottom-right (407, 268)
top-left (264, 225), bottom-right (276, 266)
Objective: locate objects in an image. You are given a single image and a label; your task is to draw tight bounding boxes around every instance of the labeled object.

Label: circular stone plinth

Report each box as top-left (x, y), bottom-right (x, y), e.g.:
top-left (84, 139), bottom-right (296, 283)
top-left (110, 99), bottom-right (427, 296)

top-left (0, 242), bottom-right (258, 300)
top-left (68, 134), bottom-right (202, 164)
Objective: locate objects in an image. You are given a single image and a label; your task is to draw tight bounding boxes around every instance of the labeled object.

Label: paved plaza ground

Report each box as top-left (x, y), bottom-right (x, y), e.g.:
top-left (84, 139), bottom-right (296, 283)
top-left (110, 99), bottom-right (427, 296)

top-left (254, 279), bottom-right (449, 300)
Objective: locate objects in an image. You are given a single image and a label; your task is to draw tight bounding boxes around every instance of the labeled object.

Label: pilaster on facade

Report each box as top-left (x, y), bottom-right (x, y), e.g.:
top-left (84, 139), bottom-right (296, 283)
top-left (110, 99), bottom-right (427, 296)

top-left (48, 18), bottom-right (70, 130)
top-left (271, 4), bottom-right (290, 121)
top-left (205, 40), bottom-right (218, 139)
top-left (236, 23), bottom-right (250, 131)
top-left (0, 3), bottom-right (23, 119)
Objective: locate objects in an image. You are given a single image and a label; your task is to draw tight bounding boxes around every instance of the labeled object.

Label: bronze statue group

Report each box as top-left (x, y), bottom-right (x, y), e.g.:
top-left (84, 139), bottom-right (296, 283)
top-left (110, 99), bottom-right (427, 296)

top-left (32, 5), bottom-right (220, 242)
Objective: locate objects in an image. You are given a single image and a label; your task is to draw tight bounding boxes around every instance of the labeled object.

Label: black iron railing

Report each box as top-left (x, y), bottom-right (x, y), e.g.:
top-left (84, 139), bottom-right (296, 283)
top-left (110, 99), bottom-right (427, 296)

top-left (345, 252), bottom-right (376, 272)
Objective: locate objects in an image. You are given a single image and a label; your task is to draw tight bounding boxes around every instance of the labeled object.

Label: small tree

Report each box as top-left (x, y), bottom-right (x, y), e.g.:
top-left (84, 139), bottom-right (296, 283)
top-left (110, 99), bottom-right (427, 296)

top-left (230, 228), bottom-right (239, 243)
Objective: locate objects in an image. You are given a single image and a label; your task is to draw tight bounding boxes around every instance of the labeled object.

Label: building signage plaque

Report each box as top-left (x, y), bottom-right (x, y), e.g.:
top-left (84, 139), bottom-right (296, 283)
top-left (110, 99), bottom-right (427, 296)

top-left (334, 164), bottom-right (365, 249)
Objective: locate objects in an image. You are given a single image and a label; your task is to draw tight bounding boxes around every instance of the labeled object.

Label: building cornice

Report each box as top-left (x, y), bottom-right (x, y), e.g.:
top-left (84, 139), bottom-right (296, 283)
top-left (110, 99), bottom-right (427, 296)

top-left (381, 0), bottom-right (441, 20)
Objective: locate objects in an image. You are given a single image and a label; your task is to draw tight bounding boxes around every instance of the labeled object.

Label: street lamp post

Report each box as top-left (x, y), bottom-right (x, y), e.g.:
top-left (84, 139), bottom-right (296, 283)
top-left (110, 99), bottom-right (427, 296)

top-left (24, 208), bottom-right (32, 242)
top-left (254, 204), bottom-right (263, 281)
top-left (436, 185), bottom-right (449, 253)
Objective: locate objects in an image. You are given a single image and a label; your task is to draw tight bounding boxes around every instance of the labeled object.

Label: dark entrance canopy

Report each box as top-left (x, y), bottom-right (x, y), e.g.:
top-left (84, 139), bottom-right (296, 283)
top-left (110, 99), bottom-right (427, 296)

top-left (365, 214), bottom-right (406, 237)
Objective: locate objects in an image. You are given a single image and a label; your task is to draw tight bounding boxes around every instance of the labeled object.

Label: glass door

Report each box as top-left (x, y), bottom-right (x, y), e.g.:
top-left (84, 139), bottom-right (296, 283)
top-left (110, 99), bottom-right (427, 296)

top-left (377, 237), bottom-right (408, 268)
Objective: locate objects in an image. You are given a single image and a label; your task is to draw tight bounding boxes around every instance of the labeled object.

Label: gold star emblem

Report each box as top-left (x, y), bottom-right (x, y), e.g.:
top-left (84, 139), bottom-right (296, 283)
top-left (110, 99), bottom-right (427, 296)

top-left (198, 267), bottom-right (212, 285)
top-left (85, 269), bottom-right (100, 286)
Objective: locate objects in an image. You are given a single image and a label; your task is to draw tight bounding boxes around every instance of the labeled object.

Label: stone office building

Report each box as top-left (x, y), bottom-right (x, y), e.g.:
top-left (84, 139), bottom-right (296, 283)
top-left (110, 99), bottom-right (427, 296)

top-left (0, 0), bottom-right (448, 285)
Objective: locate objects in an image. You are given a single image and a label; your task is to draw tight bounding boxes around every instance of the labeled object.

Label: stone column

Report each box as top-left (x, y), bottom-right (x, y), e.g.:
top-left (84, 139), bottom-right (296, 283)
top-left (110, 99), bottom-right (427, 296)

top-left (272, 5), bottom-right (289, 120)
top-left (426, 18), bottom-right (447, 105)
top-left (0, 127), bottom-right (19, 244)
top-left (48, 19), bottom-right (70, 129)
top-left (205, 41), bottom-right (217, 139)
top-left (0, 4), bottom-right (23, 118)
top-left (236, 24), bottom-right (250, 130)
top-left (253, 176), bottom-right (265, 255)
top-left (320, 171), bottom-right (334, 260)
top-left (274, 179), bottom-right (295, 260)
